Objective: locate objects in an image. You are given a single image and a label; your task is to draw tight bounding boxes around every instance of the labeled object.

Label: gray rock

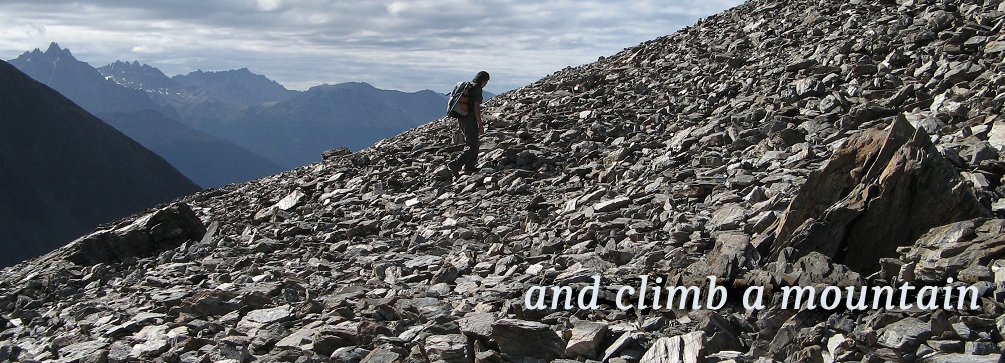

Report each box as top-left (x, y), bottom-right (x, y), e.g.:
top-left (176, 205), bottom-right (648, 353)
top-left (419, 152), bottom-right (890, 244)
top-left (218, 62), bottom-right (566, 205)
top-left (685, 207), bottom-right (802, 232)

top-left (491, 319), bottom-right (565, 361)
top-left (424, 334), bottom-right (469, 363)
top-left (457, 312), bottom-right (495, 340)
top-left (766, 116), bottom-right (990, 274)
top-left (918, 353), bottom-right (1002, 363)
top-left (708, 204), bottom-right (748, 231)
top-left (900, 219), bottom-right (1005, 283)
top-left (639, 331), bottom-right (706, 363)
top-left (57, 202), bottom-right (206, 266)
top-left (57, 341), bottom-right (108, 363)
top-left (601, 332), bottom-right (635, 362)
top-left (358, 348), bottom-right (400, 363)
top-left (564, 321), bottom-right (607, 359)
top-left (964, 341), bottom-right (1000, 355)
top-left (593, 197), bottom-right (632, 213)
top-left (876, 318), bottom-right (932, 351)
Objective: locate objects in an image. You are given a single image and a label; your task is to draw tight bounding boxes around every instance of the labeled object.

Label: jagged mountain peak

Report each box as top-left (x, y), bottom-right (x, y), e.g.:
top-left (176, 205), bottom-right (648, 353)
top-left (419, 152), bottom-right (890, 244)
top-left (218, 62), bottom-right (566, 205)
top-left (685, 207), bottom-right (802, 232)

top-left (172, 67), bottom-right (298, 105)
top-left (44, 41), bottom-right (68, 55)
top-left (8, 43), bottom-right (166, 115)
top-left (15, 42), bottom-right (76, 65)
top-left (98, 60), bottom-right (181, 93)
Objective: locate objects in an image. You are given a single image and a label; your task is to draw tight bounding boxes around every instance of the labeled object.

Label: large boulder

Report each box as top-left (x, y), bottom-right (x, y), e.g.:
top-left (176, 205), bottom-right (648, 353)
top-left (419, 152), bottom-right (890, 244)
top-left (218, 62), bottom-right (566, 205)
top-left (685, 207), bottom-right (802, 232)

top-left (763, 116), bottom-right (990, 274)
top-left (55, 202), bottom-right (206, 266)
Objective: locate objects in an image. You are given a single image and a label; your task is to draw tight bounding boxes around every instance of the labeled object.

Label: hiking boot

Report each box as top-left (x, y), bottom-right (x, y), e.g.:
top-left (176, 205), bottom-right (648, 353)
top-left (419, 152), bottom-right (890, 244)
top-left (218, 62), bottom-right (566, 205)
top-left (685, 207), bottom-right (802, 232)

top-left (447, 163), bottom-right (461, 180)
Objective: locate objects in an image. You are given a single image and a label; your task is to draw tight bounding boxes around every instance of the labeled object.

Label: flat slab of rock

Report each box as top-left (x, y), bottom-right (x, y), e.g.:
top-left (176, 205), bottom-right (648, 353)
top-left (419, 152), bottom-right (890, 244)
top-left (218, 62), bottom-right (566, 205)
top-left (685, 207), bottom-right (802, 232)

top-left (492, 319), bottom-right (565, 361)
top-left (424, 334), bottom-right (469, 363)
top-left (593, 197), bottom-right (632, 213)
top-left (876, 318), bottom-right (931, 351)
top-left (359, 348), bottom-right (401, 363)
top-left (918, 353), bottom-right (1002, 363)
top-left (457, 312), bottom-right (495, 339)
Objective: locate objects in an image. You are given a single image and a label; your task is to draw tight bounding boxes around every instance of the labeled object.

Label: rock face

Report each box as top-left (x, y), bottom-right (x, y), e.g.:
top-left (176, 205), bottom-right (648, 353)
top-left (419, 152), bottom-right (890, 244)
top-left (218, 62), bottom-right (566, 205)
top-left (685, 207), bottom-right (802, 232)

top-left (5, 0), bottom-right (1005, 362)
top-left (0, 60), bottom-right (201, 268)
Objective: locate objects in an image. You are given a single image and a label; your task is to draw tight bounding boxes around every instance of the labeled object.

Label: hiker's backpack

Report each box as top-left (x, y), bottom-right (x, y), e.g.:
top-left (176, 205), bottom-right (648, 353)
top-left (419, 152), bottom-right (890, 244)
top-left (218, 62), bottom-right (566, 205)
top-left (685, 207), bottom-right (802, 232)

top-left (447, 81), bottom-right (472, 118)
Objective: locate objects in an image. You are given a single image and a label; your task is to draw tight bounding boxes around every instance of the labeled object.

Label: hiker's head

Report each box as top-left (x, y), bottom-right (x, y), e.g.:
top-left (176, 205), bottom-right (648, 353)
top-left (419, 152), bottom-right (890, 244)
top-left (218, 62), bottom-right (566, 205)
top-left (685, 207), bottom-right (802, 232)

top-left (473, 71), bottom-right (490, 87)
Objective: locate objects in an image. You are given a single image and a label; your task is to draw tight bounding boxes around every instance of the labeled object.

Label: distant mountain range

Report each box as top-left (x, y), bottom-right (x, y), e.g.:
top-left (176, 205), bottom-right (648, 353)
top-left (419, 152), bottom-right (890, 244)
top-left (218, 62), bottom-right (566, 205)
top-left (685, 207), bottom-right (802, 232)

top-left (93, 52), bottom-right (453, 169)
top-left (9, 43), bottom-right (170, 116)
top-left (8, 44), bottom-right (280, 188)
top-left (203, 82), bottom-right (449, 168)
top-left (172, 68), bottom-right (300, 105)
top-left (0, 59), bottom-right (201, 267)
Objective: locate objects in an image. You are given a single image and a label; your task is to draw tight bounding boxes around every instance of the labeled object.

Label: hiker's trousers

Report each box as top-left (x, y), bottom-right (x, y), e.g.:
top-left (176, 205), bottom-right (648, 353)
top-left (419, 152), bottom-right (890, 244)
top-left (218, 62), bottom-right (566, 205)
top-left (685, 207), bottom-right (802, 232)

top-left (452, 114), bottom-right (480, 171)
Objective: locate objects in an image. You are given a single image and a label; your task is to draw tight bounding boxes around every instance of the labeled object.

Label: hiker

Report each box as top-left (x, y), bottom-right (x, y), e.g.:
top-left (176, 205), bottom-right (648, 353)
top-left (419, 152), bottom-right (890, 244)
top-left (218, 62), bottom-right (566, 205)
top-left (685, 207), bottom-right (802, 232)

top-left (448, 71), bottom-right (490, 178)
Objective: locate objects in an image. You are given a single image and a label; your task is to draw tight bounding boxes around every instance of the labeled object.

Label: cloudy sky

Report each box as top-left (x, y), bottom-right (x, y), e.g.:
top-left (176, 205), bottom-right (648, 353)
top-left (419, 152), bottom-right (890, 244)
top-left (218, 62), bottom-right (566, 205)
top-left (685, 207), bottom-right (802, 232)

top-left (0, 0), bottom-right (743, 94)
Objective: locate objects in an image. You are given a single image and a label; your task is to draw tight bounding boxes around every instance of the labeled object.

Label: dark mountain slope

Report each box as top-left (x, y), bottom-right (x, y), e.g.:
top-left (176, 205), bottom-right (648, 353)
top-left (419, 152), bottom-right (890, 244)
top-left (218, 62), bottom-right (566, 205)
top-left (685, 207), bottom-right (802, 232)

top-left (98, 110), bottom-right (286, 188)
top-left (0, 60), bottom-right (201, 268)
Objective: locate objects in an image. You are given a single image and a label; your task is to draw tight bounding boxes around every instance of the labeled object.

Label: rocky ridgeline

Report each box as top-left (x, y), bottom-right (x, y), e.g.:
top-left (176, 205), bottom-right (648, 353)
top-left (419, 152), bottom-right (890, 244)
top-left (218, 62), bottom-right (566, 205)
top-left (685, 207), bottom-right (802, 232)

top-left (4, 0), bottom-right (1005, 362)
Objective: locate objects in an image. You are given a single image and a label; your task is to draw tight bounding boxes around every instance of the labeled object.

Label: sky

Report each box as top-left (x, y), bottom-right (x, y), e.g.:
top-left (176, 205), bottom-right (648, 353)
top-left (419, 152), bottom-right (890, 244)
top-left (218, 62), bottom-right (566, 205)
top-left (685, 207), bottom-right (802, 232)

top-left (0, 0), bottom-right (744, 94)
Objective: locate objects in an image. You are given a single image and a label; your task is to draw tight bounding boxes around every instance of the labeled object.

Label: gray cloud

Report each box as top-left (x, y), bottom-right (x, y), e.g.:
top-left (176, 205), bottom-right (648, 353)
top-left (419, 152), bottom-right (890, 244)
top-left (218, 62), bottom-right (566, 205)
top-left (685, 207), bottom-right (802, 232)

top-left (0, 0), bottom-right (743, 93)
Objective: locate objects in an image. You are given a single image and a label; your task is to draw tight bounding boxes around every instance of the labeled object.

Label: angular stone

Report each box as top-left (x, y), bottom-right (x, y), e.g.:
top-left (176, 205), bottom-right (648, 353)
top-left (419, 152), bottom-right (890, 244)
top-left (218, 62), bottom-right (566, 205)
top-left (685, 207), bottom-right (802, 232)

top-left (237, 305), bottom-right (293, 334)
top-left (766, 116), bottom-right (990, 274)
top-left (876, 318), bottom-right (932, 351)
top-left (918, 354), bottom-right (1001, 363)
top-left (708, 204), bottom-right (748, 231)
top-left (57, 203), bottom-right (206, 266)
top-left (702, 232), bottom-right (757, 280)
top-left (601, 332), bottom-right (635, 362)
top-left (275, 190), bottom-right (307, 211)
top-left (457, 312), bottom-right (495, 340)
top-left (564, 321), bottom-right (607, 359)
top-left (987, 41), bottom-right (1005, 54)
top-left (275, 321), bottom-right (323, 349)
top-left (214, 336), bottom-right (251, 362)
top-left (332, 347), bottom-right (372, 363)
top-left (57, 341), bottom-right (108, 363)
top-left (987, 121), bottom-right (1005, 153)
top-left (639, 331), bottom-right (706, 363)
top-left (593, 197), bottom-right (632, 213)
top-left (491, 319), bottom-right (565, 361)
top-left (424, 334), bottom-right (469, 363)
top-left (901, 219), bottom-right (1005, 283)
top-left (359, 348), bottom-right (401, 363)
